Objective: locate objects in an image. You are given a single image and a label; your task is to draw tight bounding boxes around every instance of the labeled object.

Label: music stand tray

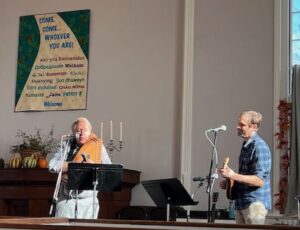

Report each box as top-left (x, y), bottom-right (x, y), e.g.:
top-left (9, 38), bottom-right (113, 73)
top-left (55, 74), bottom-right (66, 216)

top-left (68, 163), bottom-right (123, 192)
top-left (141, 178), bottom-right (198, 221)
top-left (67, 163), bottom-right (123, 219)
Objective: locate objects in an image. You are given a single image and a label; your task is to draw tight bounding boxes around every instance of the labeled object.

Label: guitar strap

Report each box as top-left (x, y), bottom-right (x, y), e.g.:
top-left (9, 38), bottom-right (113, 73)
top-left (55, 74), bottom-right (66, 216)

top-left (66, 140), bottom-right (80, 162)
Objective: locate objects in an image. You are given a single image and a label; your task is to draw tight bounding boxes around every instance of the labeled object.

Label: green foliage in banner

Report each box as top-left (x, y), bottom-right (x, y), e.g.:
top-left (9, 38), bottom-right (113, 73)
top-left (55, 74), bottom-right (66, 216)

top-left (58, 9), bottom-right (90, 59)
top-left (15, 16), bottom-right (40, 105)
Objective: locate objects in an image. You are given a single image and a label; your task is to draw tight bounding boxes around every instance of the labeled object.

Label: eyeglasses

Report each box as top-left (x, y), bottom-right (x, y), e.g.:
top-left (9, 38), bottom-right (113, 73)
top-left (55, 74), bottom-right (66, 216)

top-left (74, 130), bottom-right (90, 136)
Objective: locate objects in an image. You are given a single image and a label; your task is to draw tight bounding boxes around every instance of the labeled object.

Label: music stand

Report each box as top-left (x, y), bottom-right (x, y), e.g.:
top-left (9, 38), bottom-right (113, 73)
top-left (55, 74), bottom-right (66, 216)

top-left (68, 163), bottom-right (123, 219)
top-left (141, 178), bottom-right (198, 221)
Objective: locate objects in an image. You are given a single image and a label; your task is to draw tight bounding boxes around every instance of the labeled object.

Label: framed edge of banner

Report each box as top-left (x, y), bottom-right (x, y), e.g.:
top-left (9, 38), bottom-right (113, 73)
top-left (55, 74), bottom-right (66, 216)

top-left (15, 9), bottom-right (90, 112)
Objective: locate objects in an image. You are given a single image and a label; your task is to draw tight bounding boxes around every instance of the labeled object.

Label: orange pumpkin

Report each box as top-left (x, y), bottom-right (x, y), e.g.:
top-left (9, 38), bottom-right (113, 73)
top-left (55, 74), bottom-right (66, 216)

top-left (37, 159), bottom-right (48, 168)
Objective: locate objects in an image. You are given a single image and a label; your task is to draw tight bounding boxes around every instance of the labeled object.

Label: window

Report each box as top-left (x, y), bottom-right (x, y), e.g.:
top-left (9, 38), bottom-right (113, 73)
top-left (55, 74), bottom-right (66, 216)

top-left (291, 0), bottom-right (300, 65)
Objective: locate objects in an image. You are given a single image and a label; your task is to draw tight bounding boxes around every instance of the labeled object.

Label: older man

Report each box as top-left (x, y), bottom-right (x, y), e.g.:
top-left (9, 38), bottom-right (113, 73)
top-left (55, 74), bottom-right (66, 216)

top-left (49, 117), bottom-right (111, 219)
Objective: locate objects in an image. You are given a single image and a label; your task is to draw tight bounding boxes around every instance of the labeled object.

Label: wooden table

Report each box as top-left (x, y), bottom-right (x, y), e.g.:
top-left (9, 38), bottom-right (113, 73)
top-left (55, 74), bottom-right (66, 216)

top-left (0, 168), bottom-right (140, 219)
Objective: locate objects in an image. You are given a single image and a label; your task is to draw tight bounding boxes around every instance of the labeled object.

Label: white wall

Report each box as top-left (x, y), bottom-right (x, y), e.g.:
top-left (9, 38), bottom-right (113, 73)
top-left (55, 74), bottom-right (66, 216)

top-left (0, 0), bottom-right (274, 211)
top-left (191, 0), bottom-right (274, 210)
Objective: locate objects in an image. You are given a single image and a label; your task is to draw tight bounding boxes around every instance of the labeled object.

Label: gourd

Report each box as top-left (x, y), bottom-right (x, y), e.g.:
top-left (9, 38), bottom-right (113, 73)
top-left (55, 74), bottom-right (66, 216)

top-left (22, 154), bottom-right (37, 168)
top-left (37, 158), bottom-right (48, 168)
top-left (9, 153), bottom-right (22, 168)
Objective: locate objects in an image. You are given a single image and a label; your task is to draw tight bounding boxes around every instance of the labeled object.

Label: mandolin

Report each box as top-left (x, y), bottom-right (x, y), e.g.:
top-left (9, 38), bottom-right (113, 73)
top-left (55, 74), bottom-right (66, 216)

top-left (224, 157), bottom-right (236, 200)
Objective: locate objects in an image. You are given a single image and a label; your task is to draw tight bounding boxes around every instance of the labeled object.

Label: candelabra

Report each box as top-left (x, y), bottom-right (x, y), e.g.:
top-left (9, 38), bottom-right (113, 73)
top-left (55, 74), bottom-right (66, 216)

top-left (101, 121), bottom-right (123, 159)
top-left (106, 140), bottom-right (123, 158)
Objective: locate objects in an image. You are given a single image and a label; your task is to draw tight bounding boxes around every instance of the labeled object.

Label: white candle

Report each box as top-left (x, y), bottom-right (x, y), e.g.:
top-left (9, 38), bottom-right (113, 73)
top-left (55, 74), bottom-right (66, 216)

top-left (110, 120), bottom-right (113, 140)
top-left (100, 122), bottom-right (103, 139)
top-left (120, 122), bottom-right (123, 141)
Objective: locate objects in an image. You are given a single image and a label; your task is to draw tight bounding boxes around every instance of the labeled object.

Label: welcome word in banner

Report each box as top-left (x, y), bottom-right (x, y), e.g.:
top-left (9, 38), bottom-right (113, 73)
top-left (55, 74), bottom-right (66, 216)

top-left (15, 9), bottom-right (90, 112)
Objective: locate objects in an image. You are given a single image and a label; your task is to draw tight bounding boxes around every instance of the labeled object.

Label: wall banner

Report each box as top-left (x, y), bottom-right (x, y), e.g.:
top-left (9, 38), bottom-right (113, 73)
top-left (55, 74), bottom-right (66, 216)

top-left (15, 9), bottom-right (90, 112)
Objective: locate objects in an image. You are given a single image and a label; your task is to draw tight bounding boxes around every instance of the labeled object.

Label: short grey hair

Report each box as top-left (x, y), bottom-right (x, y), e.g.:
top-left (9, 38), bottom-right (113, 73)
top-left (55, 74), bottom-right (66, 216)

top-left (72, 117), bottom-right (92, 131)
top-left (241, 111), bottom-right (263, 128)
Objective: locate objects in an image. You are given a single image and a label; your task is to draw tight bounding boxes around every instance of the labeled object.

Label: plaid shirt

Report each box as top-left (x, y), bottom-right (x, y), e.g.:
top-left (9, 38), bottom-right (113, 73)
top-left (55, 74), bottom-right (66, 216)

top-left (234, 133), bottom-right (271, 210)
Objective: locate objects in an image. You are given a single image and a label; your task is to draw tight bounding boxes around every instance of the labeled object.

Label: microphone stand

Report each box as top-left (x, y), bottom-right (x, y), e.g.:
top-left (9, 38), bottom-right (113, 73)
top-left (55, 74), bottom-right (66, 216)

top-left (205, 131), bottom-right (219, 223)
top-left (49, 137), bottom-right (71, 216)
top-left (187, 179), bottom-right (205, 222)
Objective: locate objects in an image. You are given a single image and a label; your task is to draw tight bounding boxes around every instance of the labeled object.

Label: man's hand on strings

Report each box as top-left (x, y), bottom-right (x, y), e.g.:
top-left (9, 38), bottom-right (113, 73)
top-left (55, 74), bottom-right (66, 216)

top-left (219, 165), bottom-right (235, 179)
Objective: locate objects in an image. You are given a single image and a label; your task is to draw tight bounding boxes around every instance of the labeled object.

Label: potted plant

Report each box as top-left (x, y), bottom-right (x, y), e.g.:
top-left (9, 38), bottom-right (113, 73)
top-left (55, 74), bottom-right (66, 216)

top-left (10, 128), bottom-right (59, 168)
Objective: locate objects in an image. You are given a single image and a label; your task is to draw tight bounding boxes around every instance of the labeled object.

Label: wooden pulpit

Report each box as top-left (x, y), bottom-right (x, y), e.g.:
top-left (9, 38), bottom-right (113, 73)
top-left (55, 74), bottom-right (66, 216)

top-left (0, 168), bottom-right (140, 219)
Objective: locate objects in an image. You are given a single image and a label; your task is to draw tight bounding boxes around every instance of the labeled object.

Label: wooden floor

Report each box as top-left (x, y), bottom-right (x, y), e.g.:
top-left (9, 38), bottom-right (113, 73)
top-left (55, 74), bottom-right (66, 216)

top-left (0, 217), bottom-right (298, 230)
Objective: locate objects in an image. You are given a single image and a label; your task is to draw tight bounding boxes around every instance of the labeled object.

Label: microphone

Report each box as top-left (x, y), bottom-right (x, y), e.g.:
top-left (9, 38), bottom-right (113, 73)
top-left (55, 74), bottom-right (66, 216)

top-left (193, 176), bottom-right (207, 182)
top-left (211, 173), bottom-right (219, 179)
top-left (62, 134), bottom-right (74, 139)
top-left (206, 125), bottom-right (227, 133)
top-left (193, 173), bottom-right (219, 182)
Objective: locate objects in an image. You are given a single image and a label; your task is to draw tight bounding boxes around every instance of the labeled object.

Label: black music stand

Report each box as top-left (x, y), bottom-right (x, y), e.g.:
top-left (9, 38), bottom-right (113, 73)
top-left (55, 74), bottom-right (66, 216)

top-left (141, 178), bottom-right (198, 221)
top-left (68, 163), bottom-right (123, 219)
